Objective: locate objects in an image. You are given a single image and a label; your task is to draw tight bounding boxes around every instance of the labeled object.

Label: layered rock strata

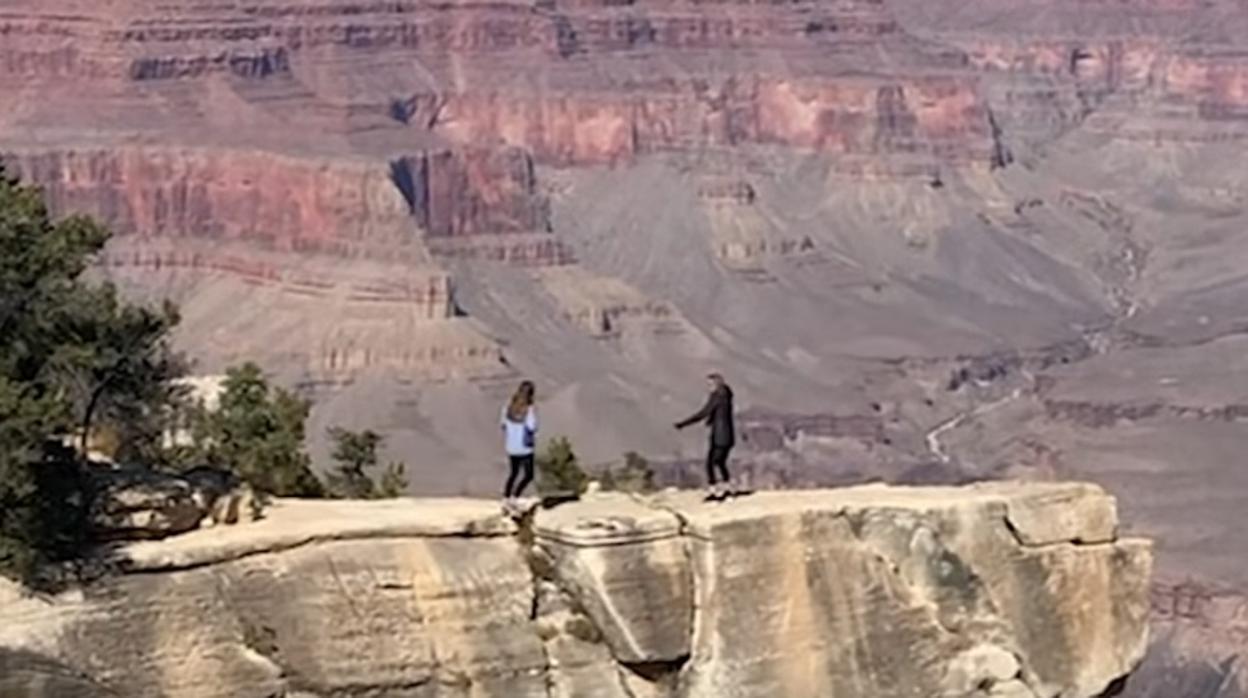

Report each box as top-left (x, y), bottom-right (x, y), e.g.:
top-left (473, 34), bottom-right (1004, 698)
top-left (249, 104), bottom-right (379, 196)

top-left (0, 482), bottom-right (1152, 697)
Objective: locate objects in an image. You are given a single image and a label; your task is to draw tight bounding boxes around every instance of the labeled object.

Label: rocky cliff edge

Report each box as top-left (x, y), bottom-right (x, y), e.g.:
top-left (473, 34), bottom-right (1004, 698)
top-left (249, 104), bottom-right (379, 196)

top-left (0, 482), bottom-right (1151, 698)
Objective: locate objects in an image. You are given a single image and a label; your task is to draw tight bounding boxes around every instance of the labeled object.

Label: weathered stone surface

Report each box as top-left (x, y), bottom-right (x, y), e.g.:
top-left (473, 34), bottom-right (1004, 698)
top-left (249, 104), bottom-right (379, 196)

top-left (0, 499), bottom-right (536, 698)
top-left (88, 466), bottom-right (260, 541)
top-left (88, 467), bottom-right (210, 540)
top-left (535, 494), bottom-right (692, 664)
top-left (993, 481), bottom-right (1118, 546)
top-left (0, 483), bottom-right (1152, 697)
top-left (120, 497), bottom-right (517, 570)
top-left (0, 650), bottom-right (112, 698)
top-left (536, 483), bottom-right (1151, 698)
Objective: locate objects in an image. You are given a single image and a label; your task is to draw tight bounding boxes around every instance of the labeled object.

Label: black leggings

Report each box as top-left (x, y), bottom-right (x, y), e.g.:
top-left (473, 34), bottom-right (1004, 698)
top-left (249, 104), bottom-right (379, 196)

top-left (505, 454), bottom-right (535, 497)
top-left (706, 445), bottom-right (731, 485)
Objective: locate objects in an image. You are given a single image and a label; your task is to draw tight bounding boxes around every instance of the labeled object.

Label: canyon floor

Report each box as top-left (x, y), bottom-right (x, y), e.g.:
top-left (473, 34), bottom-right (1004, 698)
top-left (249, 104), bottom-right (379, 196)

top-left (4, 0), bottom-right (1248, 692)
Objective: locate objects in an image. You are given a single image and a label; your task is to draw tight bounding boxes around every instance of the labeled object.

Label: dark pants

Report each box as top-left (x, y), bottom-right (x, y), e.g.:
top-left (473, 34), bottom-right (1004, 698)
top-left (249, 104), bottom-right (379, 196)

top-left (706, 444), bottom-right (732, 485)
top-left (505, 454), bottom-right (535, 498)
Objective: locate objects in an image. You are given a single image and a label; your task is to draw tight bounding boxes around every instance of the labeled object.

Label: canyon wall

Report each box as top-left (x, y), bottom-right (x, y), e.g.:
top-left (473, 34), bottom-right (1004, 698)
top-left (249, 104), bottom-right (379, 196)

top-left (5, 0), bottom-right (1248, 691)
top-left (0, 482), bottom-right (1151, 697)
top-left (0, 145), bottom-right (551, 254)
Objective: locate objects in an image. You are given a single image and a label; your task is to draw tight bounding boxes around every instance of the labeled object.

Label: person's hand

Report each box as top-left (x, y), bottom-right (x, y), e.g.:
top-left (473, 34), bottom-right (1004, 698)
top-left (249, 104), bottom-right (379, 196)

top-left (673, 422), bottom-right (683, 430)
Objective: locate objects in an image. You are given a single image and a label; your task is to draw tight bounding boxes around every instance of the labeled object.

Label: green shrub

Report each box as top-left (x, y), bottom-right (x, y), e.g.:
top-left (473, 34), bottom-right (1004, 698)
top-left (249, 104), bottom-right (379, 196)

top-left (324, 427), bottom-right (408, 499)
top-left (190, 363), bottom-right (323, 497)
top-left (536, 436), bottom-right (588, 495)
top-left (599, 451), bottom-right (657, 494)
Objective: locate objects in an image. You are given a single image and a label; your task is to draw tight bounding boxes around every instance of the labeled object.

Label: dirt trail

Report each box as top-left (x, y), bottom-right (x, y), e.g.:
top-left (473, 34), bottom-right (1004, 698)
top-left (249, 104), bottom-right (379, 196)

top-left (925, 377), bottom-right (1030, 464)
top-left (925, 188), bottom-right (1149, 467)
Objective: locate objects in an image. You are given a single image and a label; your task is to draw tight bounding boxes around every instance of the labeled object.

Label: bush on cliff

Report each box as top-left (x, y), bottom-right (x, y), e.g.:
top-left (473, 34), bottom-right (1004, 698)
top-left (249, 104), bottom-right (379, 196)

top-left (190, 363), bottom-right (324, 498)
top-left (325, 427), bottom-right (408, 499)
top-left (536, 436), bottom-right (588, 496)
top-left (0, 168), bottom-right (184, 584)
top-left (599, 451), bottom-right (657, 494)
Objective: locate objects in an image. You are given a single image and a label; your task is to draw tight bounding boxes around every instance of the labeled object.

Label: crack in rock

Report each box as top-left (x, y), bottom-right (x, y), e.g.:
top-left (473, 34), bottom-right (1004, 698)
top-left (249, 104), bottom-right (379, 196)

top-left (628, 493), bottom-right (701, 690)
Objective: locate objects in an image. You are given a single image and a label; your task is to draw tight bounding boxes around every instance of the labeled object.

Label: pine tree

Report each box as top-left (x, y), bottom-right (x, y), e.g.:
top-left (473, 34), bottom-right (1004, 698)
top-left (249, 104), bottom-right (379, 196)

top-left (192, 363), bottom-right (323, 497)
top-left (325, 427), bottom-right (408, 499)
top-left (0, 167), bottom-right (184, 583)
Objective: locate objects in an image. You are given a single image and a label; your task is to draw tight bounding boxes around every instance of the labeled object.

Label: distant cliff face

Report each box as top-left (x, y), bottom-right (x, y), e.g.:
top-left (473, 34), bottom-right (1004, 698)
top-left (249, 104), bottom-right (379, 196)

top-left (5, 0), bottom-right (1248, 490)
top-left (4, 0), bottom-right (1246, 689)
top-left (4, 0), bottom-right (1248, 472)
top-left (0, 482), bottom-right (1151, 697)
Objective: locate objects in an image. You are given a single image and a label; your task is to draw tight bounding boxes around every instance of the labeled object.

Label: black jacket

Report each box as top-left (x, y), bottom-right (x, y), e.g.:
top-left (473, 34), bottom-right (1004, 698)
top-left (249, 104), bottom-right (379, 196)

top-left (677, 385), bottom-right (735, 447)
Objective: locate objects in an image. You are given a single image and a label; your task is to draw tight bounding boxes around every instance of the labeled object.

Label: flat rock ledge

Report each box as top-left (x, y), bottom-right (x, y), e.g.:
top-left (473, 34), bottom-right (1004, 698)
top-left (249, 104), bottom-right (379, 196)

top-left (118, 497), bottom-right (518, 571)
top-left (0, 482), bottom-right (1151, 698)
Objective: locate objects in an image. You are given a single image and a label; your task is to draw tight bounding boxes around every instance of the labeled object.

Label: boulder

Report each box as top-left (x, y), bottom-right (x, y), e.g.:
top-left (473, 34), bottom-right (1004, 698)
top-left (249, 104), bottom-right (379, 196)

top-left (88, 466), bottom-right (260, 541)
top-left (183, 467), bottom-right (261, 527)
top-left (88, 468), bottom-right (206, 540)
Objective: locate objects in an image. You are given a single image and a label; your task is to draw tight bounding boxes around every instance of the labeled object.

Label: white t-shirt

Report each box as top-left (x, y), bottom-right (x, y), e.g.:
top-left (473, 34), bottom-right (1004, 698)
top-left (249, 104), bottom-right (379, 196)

top-left (501, 405), bottom-right (538, 456)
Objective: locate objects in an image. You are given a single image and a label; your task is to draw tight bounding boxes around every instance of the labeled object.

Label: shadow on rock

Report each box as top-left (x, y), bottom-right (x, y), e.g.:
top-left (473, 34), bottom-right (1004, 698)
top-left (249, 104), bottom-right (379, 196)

top-left (0, 648), bottom-right (115, 697)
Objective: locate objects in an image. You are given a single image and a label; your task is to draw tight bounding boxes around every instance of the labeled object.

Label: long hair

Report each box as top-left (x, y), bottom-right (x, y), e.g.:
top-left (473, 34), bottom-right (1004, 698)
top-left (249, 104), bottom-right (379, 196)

top-left (506, 380), bottom-right (535, 422)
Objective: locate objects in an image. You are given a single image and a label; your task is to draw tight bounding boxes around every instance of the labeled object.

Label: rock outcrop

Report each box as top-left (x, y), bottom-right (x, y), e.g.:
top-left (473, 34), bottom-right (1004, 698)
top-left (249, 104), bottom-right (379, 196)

top-left (0, 482), bottom-right (1152, 697)
top-left (88, 466), bottom-right (260, 541)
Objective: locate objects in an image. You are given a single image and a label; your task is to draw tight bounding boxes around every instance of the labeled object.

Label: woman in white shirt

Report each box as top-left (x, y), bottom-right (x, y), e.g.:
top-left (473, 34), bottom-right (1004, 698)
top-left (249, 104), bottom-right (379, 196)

top-left (501, 380), bottom-right (538, 502)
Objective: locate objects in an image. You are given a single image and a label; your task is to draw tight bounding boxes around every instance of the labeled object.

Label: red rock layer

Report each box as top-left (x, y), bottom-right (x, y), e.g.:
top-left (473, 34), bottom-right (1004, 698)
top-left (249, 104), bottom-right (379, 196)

top-left (0, 0), bottom-right (1004, 259)
top-left (918, 0), bottom-right (1248, 143)
top-left (0, 0), bottom-right (994, 162)
top-left (1164, 51), bottom-right (1248, 119)
top-left (1, 145), bottom-right (551, 250)
top-left (6, 0), bottom-right (1248, 262)
top-left (394, 148), bottom-right (548, 237)
top-left (1, 147), bottom-right (411, 253)
top-left (435, 77), bottom-right (992, 166)
top-left (0, 0), bottom-right (910, 83)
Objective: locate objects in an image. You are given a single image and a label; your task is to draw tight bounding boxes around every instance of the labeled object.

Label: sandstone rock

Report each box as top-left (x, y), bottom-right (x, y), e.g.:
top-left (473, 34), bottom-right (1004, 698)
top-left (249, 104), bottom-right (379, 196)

top-left (183, 467), bottom-right (262, 528)
top-left (0, 484), bottom-right (1147, 697)
top-left (119, 497), bottom-right (517, 571)
top-left (943, 643), bottom-right (1024, 695)
top-left (992, 481), bottom-right (1118, 545)
top-left (88, 468), bottom-right (207, 540)
top-left (88, 467), bottom-right (263, 541)
top-left (0, 649), bottom-right (111, 698)
top-left (1, 499), bottom-right (536, 698)
top-left (206, 484), bottom-right (260, 527)
top-left (533, 578), bottom-right (634, 698)
top-left (537, 483), bottom-right (1151, 698)
top-left (535, 494), bottom-right (692, 664)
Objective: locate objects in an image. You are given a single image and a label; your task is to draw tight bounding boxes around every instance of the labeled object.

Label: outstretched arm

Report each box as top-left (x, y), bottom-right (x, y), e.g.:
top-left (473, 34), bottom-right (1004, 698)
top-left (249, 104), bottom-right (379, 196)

top-left (675, 394), bottom-right (715, 429)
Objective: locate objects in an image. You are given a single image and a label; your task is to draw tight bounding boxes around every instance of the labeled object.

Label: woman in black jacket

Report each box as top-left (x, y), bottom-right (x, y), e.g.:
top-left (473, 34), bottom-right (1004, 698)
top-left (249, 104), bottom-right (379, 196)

top-left (674, 373), bottom-right (735, 495)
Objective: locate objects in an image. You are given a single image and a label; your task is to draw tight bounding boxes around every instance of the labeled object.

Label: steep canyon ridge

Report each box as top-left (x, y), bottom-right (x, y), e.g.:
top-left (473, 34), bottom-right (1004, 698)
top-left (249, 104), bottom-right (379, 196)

top-left (1, 0), bottom-right (1246, 692)
top-left (0, 484), bottom-right (1153, 697)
